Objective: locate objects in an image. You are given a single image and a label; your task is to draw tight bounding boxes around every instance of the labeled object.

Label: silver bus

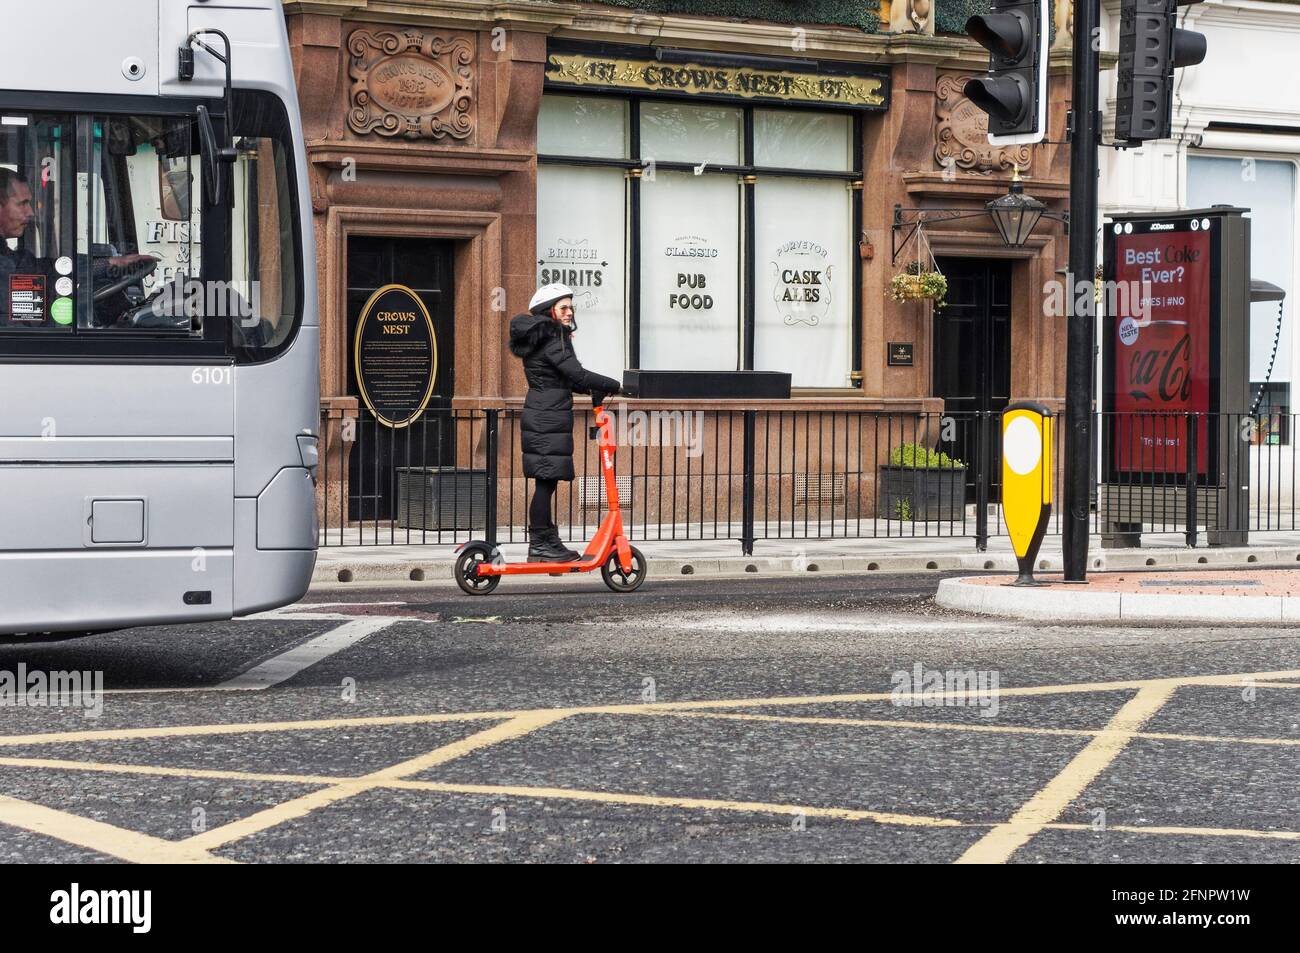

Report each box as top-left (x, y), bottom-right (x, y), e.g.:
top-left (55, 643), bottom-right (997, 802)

top-left (0, 0), bottom-right (319, 634)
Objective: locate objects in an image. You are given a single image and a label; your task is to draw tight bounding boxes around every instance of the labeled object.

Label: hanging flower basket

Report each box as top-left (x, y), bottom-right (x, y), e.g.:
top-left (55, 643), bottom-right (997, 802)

top-left (888, 264), bottom-right (948, 308)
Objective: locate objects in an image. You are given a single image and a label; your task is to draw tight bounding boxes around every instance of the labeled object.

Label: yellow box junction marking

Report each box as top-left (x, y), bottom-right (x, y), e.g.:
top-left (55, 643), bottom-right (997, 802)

top-left (0, 794), bottom-right (235, 864)
top-left (0, 668), bottom-right (1296, 863)
top-left (954, 685), bottom-right (1175, 864)
top-left (183, 710), bottom-right (566, 852)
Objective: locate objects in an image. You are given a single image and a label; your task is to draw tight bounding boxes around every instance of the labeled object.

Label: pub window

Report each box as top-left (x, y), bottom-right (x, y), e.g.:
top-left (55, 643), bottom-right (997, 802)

top-left (537, 162), bottom-right (628, 380)
top-left (536, 94), bottom-right (630, 380)
top-left (754, 176), bottom-right (853, 387)
top-left (538, 94), bottom-right (629, 160)
top-left (753, 108), bottom-right (853, 171)
top-left (640, 170), bottom-right (741, 370)
top-left (640, 101), bottom-right (741, 166)
top-left (538, 93), bottom-right (862, 388)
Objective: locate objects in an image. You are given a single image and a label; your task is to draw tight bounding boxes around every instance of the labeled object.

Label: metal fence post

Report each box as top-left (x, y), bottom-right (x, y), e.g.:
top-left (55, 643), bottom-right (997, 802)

top-left (1185, 413), bottom-right (1197, 548)
top-left (975, 412), bottom-right (989, 552)
top-left (485, 409), bottom-right (499, 547)
top-left (741, 410), bottom-right (756, 556)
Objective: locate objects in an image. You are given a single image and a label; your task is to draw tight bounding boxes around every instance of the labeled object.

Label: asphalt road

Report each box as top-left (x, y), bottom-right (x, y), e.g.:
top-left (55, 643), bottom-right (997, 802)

top-left (1, 571), bottom-right (1297, 864)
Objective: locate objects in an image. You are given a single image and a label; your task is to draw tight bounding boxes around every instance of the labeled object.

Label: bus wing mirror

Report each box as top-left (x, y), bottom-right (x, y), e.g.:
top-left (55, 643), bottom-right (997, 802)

top-left (182, 30), bottom-right (237, 207)
top-left (196, 105), bottom-right (237, 208)
top-left (196, 105), bottom-right (223, 207)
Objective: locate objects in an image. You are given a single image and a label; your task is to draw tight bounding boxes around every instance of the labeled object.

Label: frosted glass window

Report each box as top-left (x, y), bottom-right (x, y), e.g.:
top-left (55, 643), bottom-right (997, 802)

top-left (536, 165), bottom-right (627, 380)
top-left (754, 109), bottom-right (852, 171)
top-left (639, 171), bottom-right (740, 369)
top-left (1188, 156), bottom-right (1296, 386)
top-left (754, 178), bottom-right (853, 387)
top-left (640, 102), bottom-right (741, 166)
top-left (538, 95), bottom-right (628, 160)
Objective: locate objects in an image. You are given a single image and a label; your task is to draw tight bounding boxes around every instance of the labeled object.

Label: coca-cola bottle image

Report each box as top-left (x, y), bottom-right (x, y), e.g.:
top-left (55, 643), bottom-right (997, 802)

top-left (1124, 319), bottom-right (1191, 472)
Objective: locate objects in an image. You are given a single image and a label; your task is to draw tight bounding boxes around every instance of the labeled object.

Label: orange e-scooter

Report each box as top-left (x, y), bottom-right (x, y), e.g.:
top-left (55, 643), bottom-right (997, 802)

top-left (454, 401), bottom-right (646, 595)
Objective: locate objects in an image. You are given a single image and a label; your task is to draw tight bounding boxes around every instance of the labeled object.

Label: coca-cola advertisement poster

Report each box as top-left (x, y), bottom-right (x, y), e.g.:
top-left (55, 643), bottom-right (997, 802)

top-left (1110, 223), bottom-right (1213, 475)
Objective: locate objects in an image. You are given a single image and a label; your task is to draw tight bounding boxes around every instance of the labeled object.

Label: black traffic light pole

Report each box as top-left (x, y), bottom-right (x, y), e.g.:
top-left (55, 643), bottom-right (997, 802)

top-left (963, 0), bottom-right (1205, 581)
top-left (1063, 0), bottom-right (1101, 582)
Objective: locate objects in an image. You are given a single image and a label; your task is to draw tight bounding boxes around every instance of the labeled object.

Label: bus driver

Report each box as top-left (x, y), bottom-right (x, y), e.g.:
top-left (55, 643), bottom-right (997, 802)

top-left (0, 167), bottom-right (158, 327)
top-left (0, 168), bottom-right (39, 324)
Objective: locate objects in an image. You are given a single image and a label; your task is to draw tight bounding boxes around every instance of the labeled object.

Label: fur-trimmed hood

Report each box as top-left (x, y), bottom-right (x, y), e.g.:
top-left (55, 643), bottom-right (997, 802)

top-left (509, 311), bottom-right (570, 358)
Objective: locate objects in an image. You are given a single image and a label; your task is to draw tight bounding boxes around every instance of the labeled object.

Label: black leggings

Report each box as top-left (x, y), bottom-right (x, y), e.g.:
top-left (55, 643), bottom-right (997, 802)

top-left (529, 478), bottom-right (558, 530)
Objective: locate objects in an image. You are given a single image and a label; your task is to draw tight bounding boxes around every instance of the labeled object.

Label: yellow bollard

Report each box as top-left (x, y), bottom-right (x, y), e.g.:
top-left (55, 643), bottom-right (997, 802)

top-left (1001, 402), bottom-right (1053, 586)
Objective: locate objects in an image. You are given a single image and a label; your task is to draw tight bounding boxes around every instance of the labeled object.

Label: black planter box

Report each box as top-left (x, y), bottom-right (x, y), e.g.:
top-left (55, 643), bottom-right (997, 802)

top-left (879, 465), bottom-right (967, 521)
top-left (622, 370), bottom-right (792, 399)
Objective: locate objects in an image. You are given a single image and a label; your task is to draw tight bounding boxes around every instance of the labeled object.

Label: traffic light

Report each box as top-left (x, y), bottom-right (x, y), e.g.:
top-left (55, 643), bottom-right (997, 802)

top-left (1115, 0), bottom-right (1208, 143)
top-left (964, 0), bottom-right (1048, 145)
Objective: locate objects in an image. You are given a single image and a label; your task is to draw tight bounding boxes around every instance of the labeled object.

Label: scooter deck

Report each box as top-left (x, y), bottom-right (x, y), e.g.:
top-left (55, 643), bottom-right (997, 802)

top-left (476, 553), bottom-right (607, 576)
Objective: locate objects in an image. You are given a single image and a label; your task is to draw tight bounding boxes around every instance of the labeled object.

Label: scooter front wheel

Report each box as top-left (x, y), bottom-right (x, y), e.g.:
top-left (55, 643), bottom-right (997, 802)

top-left (455, 543), bottom-right (501, 595)
top-left (601, 546), bottom-right (646, 593)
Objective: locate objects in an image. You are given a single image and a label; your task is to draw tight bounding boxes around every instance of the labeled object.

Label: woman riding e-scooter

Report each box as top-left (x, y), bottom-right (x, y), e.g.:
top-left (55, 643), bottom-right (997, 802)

top-left (509, 283), bottom-right (624, 563)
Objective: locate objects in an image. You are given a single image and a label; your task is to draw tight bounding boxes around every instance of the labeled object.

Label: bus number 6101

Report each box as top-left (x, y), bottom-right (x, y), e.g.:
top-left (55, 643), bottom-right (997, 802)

top-left (191, 367), bottom-right (233, 385)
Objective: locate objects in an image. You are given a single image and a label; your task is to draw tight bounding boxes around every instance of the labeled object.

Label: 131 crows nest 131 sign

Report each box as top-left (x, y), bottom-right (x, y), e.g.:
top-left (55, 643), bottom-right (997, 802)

top-left (545, 51), bottom-right (888, 110)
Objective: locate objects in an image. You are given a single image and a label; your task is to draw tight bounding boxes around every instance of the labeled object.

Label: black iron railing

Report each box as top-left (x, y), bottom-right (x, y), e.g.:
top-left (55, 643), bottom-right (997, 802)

top-left (317, 407), bottom-right (1300, 552)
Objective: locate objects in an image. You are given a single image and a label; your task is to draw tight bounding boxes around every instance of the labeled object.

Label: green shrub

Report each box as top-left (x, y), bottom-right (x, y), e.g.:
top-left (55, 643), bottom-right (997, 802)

top-left (936, 0), bottom-right (991, 35)
top-left (888, 443), bottom-right (965, 469)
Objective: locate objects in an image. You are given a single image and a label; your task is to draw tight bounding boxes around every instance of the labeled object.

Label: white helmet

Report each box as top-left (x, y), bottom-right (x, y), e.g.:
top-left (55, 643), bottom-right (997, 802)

top-left (529, 282), bottom-right (574, 314)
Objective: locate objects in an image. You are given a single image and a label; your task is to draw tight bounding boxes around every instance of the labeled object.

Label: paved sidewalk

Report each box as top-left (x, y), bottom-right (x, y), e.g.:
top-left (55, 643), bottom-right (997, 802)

top-left (937, 568), bottom-right (1300, 624)
top-left (312, 529), bottom-right (1300, 586)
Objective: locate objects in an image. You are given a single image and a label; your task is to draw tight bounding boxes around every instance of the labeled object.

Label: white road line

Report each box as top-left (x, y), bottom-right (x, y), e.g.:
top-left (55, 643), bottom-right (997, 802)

top-left (217, 617), bottom-right (400, 691)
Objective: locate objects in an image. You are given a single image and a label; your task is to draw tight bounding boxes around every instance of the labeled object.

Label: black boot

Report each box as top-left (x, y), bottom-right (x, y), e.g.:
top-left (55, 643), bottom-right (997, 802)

top-left (528, 528), bottom-right (579, 563)
top-left (552, 530), bottom-right (581, 562)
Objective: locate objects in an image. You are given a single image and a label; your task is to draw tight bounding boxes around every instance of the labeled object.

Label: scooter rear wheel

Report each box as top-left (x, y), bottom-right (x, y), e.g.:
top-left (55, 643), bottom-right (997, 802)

top-left (601, 546), bottom-right (646, 593)
top-left (455, 543), bottom-right (501, 595)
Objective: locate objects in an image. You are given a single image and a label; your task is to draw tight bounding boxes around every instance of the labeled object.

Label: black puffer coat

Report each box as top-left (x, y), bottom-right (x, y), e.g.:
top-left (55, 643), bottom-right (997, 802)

top-left (509, 312), bottom-right (622, 481)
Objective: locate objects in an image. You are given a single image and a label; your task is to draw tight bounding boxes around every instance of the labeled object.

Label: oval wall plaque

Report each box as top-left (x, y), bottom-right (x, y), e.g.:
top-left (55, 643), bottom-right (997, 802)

top-left (353, 284), bottom-right (438, 428)
top-left (368, 53), bottom-right (455, 116)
